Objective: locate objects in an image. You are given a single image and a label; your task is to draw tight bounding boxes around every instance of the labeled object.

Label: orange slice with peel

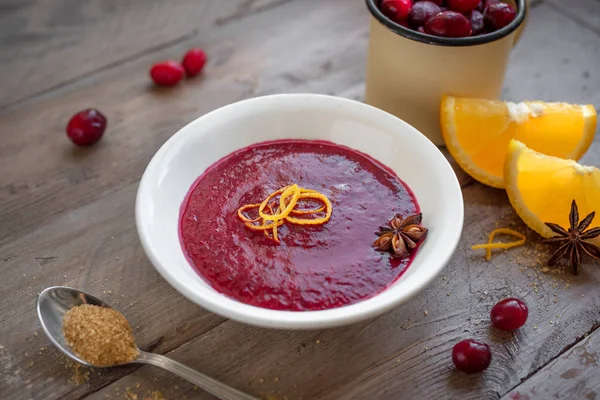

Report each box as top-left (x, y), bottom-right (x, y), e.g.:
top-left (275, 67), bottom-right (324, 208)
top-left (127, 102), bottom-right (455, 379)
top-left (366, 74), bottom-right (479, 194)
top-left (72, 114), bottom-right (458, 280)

top-left (505, 140), bottom-right (600, 245)
top-left (441, 96), bottom-right (597, 188)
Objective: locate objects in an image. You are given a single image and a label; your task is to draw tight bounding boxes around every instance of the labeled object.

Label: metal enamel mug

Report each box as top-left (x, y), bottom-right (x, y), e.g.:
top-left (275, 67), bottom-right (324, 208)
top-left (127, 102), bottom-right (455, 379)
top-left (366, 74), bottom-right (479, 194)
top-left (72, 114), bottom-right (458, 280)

top-left (364, 0), bottom-right (528, 145)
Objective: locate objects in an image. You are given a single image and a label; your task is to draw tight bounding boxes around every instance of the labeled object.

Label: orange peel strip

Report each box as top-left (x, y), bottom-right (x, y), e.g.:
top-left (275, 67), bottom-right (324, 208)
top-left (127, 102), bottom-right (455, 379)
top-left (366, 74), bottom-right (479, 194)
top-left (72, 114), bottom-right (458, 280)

top-left (285, 193), bottom-right (326, 215)
top-left (280, 188), bottom-right (320, 213)
top-left (244, 205), bottom-right (283, 231)
top-left (261, 184), bottom-right (301, 221)
top-left (253, 186), bottom-right (290, 219)
top-left (237, 204), bottom-right (262, 223)
top-left (244, 220), bottom-right (283, 231)
top-left (265, 204), bottom-right (280, 243)
top-left (285, 193), bottom-right (332, 225)
top-left (237, 184), bottom-right (332, 243)
top-left (272, 222), bottom-right (279, 242)
top-left (263, 217), bottom-right (281, 244)
top-left (471, 228), bottom-right (526, 261)
top-left (290, 205), bottom-right (325, 215)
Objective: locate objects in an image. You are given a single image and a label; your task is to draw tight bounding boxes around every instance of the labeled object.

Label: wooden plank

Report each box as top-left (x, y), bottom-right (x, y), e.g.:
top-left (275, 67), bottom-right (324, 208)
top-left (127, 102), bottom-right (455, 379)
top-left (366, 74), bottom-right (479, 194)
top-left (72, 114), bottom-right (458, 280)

top-left (0, 2), bottom-right (599, 400)
top-left (80, 4), bottom-right (600, 399)
top-left (83, 181), bottom-right (600, 400)
top-left (502, 327), bottom-right (600, 400)
top-left (547, 0), bottom-right (600, 37)
top-left (0, 1), bottom-right (370, 399)
top-left (0, 0), bottom-right (290, 110)
top-left (0, 0), bottom-right (368, 250)
top-left (0, 183), bottom-right (226, 400)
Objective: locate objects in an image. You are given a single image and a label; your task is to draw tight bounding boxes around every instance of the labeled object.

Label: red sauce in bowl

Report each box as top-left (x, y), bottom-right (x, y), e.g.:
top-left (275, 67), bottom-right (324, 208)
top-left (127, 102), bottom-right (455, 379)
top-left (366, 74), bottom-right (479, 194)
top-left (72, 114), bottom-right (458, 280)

top-left (179, 140), bottom-right (421, 311)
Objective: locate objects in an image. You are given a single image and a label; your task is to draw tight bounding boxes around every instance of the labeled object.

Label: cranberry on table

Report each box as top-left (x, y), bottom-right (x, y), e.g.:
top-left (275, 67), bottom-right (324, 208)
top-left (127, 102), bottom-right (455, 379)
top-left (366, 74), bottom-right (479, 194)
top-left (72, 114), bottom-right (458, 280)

top-left (150, 61), bottom-right (185, 86)
top-left (181, 48), bottom-right (207, 77)
top-left (490, 298), bottom-right (528, 331)
top-left (425, 11), bottom-right (472, 37)
top-left (381, 0), bottom-right (413, 22)
top-left (408, 1), bottom-right (442, 29)
top-left (484, 3), bottom-right (517, 31)
top-left (66, 109), bottom-right (107, 146)
top-left (447, 0), bottom-right (480, 13)
top-left (469, 10), bottom-right (485, 34)
top-left (452, 339), bottom-right (492, 373)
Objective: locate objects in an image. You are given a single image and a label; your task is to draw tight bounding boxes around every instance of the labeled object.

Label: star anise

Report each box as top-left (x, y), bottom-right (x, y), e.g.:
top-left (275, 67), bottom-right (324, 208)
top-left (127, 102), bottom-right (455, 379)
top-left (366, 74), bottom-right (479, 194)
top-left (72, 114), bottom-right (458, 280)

top-left (544, 200), bottom-right (600, 275)
top-left (373, 213), bottom-right (428, 259)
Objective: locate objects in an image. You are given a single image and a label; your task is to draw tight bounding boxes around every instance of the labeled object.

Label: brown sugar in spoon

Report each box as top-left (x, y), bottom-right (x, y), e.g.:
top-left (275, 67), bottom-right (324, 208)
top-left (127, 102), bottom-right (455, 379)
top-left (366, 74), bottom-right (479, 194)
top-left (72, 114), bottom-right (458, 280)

top-left (37, 286), bottom-right (258, 400)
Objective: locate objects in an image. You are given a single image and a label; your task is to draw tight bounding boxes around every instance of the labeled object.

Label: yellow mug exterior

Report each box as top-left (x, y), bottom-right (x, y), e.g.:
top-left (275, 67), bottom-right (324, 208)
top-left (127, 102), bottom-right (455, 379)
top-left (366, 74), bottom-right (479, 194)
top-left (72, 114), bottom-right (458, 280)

top-left (364, 0), bottom-right (528, 146)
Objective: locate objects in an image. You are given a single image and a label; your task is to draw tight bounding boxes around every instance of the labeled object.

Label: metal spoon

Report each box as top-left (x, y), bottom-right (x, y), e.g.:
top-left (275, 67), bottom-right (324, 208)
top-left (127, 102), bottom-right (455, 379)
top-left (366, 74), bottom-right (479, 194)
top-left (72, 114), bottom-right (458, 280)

top-left (36, 286), bottom-right (258, 400)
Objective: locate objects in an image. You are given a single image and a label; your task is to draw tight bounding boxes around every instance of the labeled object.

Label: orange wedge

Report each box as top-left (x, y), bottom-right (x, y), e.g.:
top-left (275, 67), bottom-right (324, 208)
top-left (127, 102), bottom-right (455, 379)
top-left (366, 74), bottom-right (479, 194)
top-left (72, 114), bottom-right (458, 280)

top-left (505, 139), bottom-right (600, 245)
top-left (441, 96), bottom-right (596, 188)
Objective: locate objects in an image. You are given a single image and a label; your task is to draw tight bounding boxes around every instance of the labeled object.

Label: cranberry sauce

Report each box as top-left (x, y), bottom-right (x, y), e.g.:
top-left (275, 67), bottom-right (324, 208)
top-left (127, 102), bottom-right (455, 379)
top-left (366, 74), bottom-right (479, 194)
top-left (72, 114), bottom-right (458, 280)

top-left (179, 140), bottom-right (420, 311)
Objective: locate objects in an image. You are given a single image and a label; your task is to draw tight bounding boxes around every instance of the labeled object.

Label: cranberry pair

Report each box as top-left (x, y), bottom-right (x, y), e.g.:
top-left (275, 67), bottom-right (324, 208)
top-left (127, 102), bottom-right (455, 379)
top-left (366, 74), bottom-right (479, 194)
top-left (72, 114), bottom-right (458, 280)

top-left (150, 48), bottom-right (207, 86)
top-left (452, 298), bottom-right (528, 373)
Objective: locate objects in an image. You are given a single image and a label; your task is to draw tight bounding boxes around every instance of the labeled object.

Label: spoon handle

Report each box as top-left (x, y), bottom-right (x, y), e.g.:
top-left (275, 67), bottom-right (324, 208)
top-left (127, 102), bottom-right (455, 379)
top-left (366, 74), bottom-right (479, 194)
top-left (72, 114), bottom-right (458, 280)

top-left (137, 351), bottom-right (258, 400)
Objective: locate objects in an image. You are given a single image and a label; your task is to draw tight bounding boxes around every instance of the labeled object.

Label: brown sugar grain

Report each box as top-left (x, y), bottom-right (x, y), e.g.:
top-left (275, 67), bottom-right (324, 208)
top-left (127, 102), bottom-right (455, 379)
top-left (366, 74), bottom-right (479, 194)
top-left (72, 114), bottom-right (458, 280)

top-left (62, 304), bottom-right (139, 366)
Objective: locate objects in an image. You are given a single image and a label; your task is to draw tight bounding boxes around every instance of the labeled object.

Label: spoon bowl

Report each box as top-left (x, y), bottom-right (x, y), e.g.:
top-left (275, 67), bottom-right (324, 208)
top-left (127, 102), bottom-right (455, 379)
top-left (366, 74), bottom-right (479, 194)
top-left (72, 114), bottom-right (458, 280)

top-left (36, 286), bottom-right (258, 400)
top-left (37, 286), bottom-right (115, 367)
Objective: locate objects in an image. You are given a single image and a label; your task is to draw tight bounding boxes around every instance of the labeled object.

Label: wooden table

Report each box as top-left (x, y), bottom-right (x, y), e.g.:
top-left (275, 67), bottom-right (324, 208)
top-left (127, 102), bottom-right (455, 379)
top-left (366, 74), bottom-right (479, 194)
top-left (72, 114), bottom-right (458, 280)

top-left (1, 1), bottom-right (599, 399)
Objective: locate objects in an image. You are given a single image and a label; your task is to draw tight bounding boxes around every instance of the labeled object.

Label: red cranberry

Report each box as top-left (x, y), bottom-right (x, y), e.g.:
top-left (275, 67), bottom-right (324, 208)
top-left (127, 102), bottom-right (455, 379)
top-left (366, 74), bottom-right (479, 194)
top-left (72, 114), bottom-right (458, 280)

top-left (381, 0), bottom-right (413, 22)
top-left (150, 61), bottom-right (185, 86)
top-left (484, 3), bottom-right (516, 31)
top-left (490, 298), bottom-right (528, 331)
top-left (418, 26), bottom-right (426, 32)
top-left (447, 0), bottom-right (480, 13)
top-left (420, 0), bottom-right (444, 5)
top-left (182, 48), bottom-right (207, 77)
top-left (425, 11), bottom-right (472, 37)
top-left (482, 0), bottom-right (500, 8)
top-left (469, 10), bottom-right (485, 34)
top-left (452, 339), bottom-right (492, 373)
top-left (66, 109), bottom-right (107, 146)
top-left (408, 1), bottom-right (442, 29)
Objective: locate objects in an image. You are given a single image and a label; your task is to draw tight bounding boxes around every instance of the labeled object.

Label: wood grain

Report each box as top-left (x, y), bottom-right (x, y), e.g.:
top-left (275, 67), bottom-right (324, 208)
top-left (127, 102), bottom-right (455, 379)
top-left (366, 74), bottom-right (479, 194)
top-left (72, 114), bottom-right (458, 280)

top-left (0, 0), bottom-right (368, 249)
top-left (1, 0), bottom-right (600, 399)
top-left (503, 1), bottom-right (600, 111)
top-left (0, 0), bottom-right (289, 110)
top-left (502, 327), bottom-right (600, 400)
top-left (82, 183), bottom-right (600, 400)
top-left (0, 1), bottom-right (369, 399)
top-left (547, 0), bottom-right (600, 37)
top-left (0, 183), bottom-right (227, 399)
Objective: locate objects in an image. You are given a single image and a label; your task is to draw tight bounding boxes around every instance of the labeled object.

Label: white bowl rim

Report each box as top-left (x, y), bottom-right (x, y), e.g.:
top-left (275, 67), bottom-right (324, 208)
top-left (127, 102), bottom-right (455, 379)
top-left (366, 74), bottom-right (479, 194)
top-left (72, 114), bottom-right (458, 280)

top-left (135, 93), bottom-right (464, 329)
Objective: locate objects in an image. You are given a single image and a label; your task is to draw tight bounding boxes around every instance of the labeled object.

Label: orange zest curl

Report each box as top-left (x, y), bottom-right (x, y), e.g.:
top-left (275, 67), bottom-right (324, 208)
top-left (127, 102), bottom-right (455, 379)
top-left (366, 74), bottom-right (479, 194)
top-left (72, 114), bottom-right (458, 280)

top-left (285, 193), bottom-right (332, 225)
top-left (237, 204), bottom-right (262, 223)
top-left (471, 228), bottom-right (526, 261)
top-left (237, 184), bottom-right (332, 243)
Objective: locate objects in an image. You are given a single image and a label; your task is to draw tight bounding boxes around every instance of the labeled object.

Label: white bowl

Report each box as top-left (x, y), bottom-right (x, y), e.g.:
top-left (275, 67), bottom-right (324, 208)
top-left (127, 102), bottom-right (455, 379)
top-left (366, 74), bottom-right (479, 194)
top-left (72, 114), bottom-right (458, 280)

top-left (136, 94), bottom-right (463, 330)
